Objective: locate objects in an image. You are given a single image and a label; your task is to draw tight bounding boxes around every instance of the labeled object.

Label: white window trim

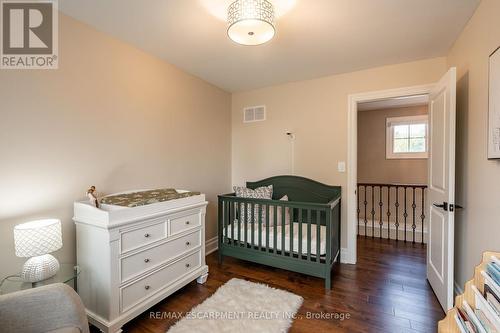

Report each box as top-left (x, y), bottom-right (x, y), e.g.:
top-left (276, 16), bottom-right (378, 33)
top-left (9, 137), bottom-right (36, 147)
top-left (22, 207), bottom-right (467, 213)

top-left (386, 115), bottom-right (428, 159)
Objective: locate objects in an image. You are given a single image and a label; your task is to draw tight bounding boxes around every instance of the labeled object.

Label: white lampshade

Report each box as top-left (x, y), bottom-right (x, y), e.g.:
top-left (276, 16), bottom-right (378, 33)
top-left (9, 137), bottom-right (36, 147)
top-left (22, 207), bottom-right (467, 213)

top-left (14, 219), bottom-right (62, 258)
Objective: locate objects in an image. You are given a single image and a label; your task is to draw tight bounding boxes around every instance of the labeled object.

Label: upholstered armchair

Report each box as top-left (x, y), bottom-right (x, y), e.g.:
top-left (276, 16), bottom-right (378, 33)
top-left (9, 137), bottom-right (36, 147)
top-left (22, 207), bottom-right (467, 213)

top-left (0, 283), bottom-right (89, 333)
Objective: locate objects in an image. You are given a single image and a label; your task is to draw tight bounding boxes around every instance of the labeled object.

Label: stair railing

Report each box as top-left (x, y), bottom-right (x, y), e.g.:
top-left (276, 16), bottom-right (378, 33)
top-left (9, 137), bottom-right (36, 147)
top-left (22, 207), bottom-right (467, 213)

top-left (357, 183), bottom-right (428, 244)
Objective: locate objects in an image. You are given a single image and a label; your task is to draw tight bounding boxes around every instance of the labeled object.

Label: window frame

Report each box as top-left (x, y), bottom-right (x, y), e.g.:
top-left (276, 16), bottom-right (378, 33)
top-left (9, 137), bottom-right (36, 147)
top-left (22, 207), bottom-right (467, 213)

top-left (386, 115), bottom-right (429, 159)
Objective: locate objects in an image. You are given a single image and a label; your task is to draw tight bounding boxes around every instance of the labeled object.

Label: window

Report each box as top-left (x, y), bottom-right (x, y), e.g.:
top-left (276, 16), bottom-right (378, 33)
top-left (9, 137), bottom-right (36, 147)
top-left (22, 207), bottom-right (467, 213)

top-left (386, 115), bottom-right (428, 159)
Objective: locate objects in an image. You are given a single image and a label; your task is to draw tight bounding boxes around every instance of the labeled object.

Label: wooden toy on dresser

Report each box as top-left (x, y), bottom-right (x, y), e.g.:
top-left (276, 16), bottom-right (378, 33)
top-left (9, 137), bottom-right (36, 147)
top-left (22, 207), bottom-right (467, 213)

top-left (438, 251), bottom-right (500, 333)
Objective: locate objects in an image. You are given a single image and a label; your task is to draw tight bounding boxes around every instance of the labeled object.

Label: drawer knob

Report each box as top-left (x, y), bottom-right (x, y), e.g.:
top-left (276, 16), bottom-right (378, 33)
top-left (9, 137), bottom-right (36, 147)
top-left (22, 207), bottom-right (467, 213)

top-left (186, 241), bottom-right (190, 246)
top-left (185, 263), bottom-right (190, 268)
top-left (144, 258), bottom-right (150, 263)
top-left (185, 221), bottom-right (190, 225)
top-left (144, 285), bottom-right (150, 290)
top-left (144, 233), bottom-right (150, 238)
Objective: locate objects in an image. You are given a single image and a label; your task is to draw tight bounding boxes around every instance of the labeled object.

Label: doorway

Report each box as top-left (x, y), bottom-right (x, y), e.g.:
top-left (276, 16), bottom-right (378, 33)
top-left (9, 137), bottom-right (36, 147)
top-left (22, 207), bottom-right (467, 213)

top-left (346, 84), bottom-right (435, 265)
top-left (356, 96), bottom-right (429, 244)
top-left (346, 68), bottom-right (457, 311)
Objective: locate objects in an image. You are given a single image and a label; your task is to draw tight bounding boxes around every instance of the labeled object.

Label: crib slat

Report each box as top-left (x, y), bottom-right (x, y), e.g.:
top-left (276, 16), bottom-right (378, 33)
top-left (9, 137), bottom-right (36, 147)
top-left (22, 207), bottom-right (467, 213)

top-left (258, 205), bottom-right (262, 250)
top-left (218, 198), bottom-right (223, 252)
top-left (326, 209), bottom-right (332, 264)
top-left (225, 200), bottom-right (229, 246)
top-left (289, 207), bottom-right (294, 256)
top-left (221, 200), bottom-right (225, 246)
top-left (298, 208), bottom-right (302, 257)
top-left (236, 202), bottom-right (241, 247)
top-left (273, 204), bottom-right (278, 254)
top-left (290, 209), bottom-right (296, 257)
top-left (266, 205), bottom-right (270, 251)
top-left (244, 203), bottom-right (248, 247)
top-left (316, 210), bottom-right (321, 262)
top-left (281, 203), bottom-right (286, 256)
top-left (251, 203), bottom-right (255, 247)
top-left (230, 201), bottom-right (235, 246)
top-left (307, 209), bottom-right (312, 261)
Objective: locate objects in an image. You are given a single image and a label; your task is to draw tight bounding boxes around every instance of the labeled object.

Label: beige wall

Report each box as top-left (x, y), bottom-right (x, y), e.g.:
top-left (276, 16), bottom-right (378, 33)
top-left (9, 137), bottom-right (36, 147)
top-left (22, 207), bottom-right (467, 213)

top-left (357, 105), bottom-right (428, 184)
top-left (446, 0), bottom-right (500, 288)
top-left (230, 0), bottom-right (500, 293)
top-left (232, 57), bottom-right (447, 249)
top-left (0, 14), bottom-right (231, 277)
top-left (3, 2), bottom-right (495, 292)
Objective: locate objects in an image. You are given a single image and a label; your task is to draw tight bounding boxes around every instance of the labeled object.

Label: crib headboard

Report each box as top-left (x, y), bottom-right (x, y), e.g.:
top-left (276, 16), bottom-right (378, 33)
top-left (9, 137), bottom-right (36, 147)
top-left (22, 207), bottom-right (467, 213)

top-left (246, 175), bottom-right (340, 204)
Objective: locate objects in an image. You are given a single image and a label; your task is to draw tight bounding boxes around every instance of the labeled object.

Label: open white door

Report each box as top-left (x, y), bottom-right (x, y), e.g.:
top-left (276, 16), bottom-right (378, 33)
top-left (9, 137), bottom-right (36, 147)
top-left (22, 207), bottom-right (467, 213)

top-left (427, 67), bottom-right (457, 311)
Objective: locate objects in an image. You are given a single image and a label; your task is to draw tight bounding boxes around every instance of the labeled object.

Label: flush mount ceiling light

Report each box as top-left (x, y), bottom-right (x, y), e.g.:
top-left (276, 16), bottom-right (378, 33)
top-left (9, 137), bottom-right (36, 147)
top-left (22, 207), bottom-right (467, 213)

top-left (227, 0), bottom-right (275, 46)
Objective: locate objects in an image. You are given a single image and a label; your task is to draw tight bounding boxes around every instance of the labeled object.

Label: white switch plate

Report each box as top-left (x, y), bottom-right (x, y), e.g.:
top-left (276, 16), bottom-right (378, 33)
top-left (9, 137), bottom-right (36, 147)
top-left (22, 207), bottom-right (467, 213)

top-left (338, 161), bottom-right (346, 173)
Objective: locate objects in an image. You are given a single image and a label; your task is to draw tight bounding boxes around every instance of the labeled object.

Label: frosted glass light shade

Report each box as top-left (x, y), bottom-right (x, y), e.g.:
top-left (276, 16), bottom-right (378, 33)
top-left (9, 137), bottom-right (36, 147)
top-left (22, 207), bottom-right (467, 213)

top-left (14, 219), bottom-right (62, 258)
top-left (227, 0), bottom-right (275, 46)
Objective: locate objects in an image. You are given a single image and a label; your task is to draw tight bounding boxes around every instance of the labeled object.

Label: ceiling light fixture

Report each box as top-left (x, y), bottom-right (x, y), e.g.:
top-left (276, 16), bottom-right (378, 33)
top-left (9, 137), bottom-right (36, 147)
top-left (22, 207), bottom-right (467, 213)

top-left (227, 0), bottom-right (275, 46)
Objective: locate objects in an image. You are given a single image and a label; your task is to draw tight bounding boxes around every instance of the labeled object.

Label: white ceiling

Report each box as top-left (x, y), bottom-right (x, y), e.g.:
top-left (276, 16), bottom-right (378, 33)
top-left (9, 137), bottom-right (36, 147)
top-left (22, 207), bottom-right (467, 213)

top-left (59, 0), bottom-right (480, 92)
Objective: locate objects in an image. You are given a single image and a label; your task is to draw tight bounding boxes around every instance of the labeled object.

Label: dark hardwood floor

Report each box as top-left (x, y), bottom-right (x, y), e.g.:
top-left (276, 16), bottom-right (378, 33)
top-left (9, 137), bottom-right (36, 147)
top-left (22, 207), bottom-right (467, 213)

top-left (95, 237), bottom-right (445, 333)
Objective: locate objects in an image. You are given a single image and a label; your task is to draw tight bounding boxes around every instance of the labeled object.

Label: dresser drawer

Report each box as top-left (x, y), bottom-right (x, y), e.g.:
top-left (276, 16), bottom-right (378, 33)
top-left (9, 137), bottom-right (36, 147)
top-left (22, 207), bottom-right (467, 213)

top-left (121, 221), bottom-right (166, 253)
top-left (120, 230), bottom-right (201, 282)
top-left (170, 213), bottom-right (200, 235)
top-left (120, 250), bottom-right (201, 313)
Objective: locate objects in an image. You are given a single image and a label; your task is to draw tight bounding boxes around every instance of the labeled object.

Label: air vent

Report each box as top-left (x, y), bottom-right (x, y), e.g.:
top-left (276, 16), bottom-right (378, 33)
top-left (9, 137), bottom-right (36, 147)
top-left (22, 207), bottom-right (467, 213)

top-left (243, 105), bottom-right (266, 123)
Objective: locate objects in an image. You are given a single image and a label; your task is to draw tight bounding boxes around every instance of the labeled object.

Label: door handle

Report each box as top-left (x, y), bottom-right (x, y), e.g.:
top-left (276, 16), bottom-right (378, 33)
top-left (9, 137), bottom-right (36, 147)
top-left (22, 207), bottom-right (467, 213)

top-left (433, 202), bottom-right (448, 211)
top-left (449, 204), bottom-right (464, 212)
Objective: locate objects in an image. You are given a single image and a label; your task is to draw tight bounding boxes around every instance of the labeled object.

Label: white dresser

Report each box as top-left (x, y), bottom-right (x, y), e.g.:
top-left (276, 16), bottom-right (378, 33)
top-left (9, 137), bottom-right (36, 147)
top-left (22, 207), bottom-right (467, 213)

top-left (73, 191), bottom-right (209, 333)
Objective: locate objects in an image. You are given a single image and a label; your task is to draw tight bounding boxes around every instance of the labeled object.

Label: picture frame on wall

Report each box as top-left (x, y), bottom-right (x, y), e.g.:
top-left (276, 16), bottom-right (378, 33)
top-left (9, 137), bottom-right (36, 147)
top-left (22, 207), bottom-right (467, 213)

top-left (488, 46), bottom-right (500, 159)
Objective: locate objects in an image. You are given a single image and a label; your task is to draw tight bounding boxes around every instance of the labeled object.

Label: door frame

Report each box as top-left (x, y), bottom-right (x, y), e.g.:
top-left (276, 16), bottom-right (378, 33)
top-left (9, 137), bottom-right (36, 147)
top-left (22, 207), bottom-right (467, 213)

top-left (345, 84), bottom-right (435, 264)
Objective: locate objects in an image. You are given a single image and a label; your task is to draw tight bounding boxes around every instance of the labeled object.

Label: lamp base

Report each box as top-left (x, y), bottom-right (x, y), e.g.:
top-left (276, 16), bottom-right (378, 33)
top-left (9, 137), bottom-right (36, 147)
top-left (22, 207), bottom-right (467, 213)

top-left (21, 254), bottom-right (60, 282)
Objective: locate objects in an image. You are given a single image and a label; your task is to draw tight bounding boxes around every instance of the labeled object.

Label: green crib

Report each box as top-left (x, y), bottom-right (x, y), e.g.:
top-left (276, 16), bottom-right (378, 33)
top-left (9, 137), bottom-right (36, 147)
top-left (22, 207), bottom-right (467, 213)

top-left (218, 175), bottom-right (341, 289)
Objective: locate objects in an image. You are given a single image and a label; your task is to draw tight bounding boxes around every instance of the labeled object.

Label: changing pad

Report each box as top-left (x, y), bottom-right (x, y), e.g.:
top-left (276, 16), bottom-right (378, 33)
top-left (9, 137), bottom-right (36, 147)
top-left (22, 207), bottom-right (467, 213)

top-left (100, 188), bottom-right (201, 207)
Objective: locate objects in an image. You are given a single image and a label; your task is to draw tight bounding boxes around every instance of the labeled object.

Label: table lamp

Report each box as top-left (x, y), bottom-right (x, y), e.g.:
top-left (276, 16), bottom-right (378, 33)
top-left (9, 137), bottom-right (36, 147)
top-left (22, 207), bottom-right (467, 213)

top-left (13, 219), bottom-right (63, 282)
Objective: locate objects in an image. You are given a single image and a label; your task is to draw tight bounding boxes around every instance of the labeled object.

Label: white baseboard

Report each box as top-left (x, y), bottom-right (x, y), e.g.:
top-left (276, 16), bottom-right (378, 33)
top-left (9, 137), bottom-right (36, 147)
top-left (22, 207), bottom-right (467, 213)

top-left (357, 219), bottom-right (428, 233)
top-left (357, 223), bottom-right (428, 244)
top-left (341, 247), bottom-right (355, 264)
top-left (454, 280), bottom-right (464, 296)
top-left (205, 236), bottom-right (218, 255)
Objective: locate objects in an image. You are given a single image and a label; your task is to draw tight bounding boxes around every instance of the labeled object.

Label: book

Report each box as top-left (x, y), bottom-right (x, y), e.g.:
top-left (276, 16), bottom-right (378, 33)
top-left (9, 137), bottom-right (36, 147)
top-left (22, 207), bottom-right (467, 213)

top-left (487, 262), bottom-right (500, 286)
top-left (475, 309), bottom-right (497, 333)
top-left (492, 256), bottom-right (500, 266)
top-left (473, 284), bottom-right (500, 332)
top-left (486, 291), bottom-right (500, 316)
top-left (464, 300), bottom-right (489, 333)
top-left (466, 321), bottom-right (478, 333)
top-left (483, 270), bottom-right (500, 298)
top-left (485, 283), bottom-right (499, 299)
top-left (484, 269), bottom-right (500, 317)
top-left (458, 307), bottom-right (478, 332)
top-left (456, 314), bottom-right (471, 333)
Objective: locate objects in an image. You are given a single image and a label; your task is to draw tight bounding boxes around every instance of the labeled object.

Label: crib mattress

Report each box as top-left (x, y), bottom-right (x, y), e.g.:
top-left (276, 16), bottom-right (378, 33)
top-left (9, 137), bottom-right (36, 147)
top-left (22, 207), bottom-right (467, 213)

top-left (223, 221), bottom-right (327, 256)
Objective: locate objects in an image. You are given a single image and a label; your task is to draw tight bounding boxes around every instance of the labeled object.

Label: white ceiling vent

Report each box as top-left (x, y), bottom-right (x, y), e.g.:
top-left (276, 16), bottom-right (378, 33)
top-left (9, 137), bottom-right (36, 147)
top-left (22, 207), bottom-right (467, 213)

top-left (243, 105), bottom-right (266, 123)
